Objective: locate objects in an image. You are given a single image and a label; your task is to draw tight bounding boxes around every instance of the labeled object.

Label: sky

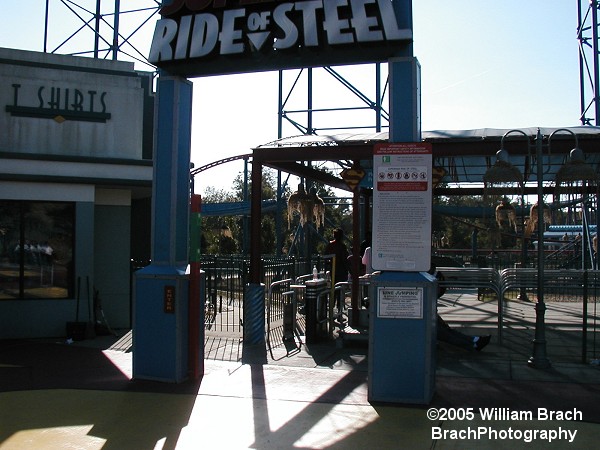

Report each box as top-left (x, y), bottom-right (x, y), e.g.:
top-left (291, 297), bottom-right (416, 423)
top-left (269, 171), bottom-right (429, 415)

top-left (1, 1), bottom-right (583, 194)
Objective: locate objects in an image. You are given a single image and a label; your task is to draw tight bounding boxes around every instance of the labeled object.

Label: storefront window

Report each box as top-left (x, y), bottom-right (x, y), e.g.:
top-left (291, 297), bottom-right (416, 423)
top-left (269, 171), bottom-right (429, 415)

top-left (0, 201), bottom-right (74, 300)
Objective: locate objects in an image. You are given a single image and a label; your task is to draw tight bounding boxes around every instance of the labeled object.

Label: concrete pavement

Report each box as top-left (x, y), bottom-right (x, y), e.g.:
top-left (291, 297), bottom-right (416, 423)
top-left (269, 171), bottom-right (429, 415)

top-left (1, 292), bottom-right (599, 449)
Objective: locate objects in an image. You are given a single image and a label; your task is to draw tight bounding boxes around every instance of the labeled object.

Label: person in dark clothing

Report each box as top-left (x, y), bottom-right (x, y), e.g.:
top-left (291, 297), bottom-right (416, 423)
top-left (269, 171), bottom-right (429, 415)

top-left (431, 266), bottom-right (491, 351)
top-left (324, 228), bottom-right (350, 284)
top-left (437, 315), bottom-right (491, 351)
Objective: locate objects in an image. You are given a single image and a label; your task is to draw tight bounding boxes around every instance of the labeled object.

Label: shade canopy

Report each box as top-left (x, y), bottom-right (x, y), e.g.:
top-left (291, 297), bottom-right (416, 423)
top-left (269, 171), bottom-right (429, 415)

top-left (253, 127), bottom-right (600, 194)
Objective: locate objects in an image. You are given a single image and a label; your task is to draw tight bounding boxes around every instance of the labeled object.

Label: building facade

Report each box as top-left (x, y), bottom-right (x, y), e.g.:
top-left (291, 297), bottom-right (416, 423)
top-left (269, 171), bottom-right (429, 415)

top-left (0, 48), bottom-right (153, 338)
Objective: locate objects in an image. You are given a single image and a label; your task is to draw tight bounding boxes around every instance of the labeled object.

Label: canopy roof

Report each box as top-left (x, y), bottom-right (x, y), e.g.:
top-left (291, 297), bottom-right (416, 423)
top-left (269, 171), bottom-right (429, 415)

top-left (253, 127), bottom-right (600, 193)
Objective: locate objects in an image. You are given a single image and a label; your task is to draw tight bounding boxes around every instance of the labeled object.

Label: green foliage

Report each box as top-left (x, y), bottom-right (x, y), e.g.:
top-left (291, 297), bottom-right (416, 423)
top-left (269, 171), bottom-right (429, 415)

top-left (200, 169), bottom-right (290, 255)
top-left (199, 186), bottom-right (240, 254)
top-left (199, 166), bottom-right (357, 257)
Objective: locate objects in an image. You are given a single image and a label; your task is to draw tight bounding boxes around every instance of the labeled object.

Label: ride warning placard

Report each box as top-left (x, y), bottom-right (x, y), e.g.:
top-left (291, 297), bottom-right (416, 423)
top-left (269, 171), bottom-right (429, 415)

top-left (377, 287), bottom-right (424, 319)
top-left (372, 143), bottom-right (432, 272)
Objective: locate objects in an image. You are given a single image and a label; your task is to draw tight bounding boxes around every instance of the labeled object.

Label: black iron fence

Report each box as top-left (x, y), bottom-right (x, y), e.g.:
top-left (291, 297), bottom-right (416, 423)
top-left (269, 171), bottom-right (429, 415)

top-left (200, 255), bottom-right (321, 335)
top-left (132, 255), bottom-right (599, 362)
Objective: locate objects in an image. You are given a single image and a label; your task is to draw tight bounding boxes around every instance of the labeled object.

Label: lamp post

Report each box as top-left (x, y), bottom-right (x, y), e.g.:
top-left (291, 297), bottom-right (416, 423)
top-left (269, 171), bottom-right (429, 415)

top-left (485, 130), bottom-right (527, 301)
top-left (528, 128), bottom-right (551, 369)
top-left (488, 128), bottom-right (551, 368)
top-left (529, 128), bottom-right (598, 368)
top-left (552, 130), bottom-right (599, 271)
top-left (493, 128), bottom-right (594, 368)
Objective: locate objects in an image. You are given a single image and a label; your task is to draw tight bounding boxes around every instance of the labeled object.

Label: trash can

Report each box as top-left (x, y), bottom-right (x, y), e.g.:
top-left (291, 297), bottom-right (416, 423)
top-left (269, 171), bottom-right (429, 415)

top-left (305, 278), bottom-right (327, 344)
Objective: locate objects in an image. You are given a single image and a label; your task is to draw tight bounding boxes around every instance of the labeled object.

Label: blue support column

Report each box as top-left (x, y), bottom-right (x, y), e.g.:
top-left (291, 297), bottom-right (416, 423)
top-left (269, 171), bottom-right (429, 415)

top-left (133, 75), bottom-right (193, 383)
top-left (368, 57), bottom-right (436, 404)
top-left (368, 272), bottom-right (436, 403)
top-left (389, 57), bottom-right (421, 142)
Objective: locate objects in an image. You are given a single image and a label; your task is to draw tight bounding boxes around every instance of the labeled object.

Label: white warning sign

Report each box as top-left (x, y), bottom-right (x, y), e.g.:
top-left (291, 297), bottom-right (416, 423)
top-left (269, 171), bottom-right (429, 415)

top-left (372, 142), bottom-right (432, 272)
top-left (377, 287), bottom-right (423, 319)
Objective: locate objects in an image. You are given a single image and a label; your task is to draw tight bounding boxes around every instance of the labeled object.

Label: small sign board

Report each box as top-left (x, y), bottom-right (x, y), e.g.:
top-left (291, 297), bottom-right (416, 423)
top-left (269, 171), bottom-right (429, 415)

top-left (377, 286), bottom-right (423, 319)
top-left (164, 285), bottom-right (175, 314)
top-left (341, 166), bottom-right (365, 191)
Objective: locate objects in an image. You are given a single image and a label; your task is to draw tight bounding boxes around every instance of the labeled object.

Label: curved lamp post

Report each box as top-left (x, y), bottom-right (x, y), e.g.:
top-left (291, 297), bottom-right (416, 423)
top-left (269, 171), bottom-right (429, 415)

top-left (527, 128), bottom-right (590, 368)
top-left (485, 130), bottom-right (529, 302)
top-left (487, 128), bottom-right (551, 368)
top-left (485, 128), bottom-right (595, 368)
top-left (529, 128), bottom-right (597, 368)
top-left (528, 129), bottom-right (551, 369)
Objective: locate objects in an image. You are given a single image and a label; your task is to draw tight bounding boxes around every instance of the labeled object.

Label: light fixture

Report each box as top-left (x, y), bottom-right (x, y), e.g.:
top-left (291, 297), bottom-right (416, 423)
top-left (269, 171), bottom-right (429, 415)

top-left (553, 131), bottom-right (599, 202)
top-left (483, 132), bottom-right (528, 335)
top-left (550, 129), bottom-right (599, 274)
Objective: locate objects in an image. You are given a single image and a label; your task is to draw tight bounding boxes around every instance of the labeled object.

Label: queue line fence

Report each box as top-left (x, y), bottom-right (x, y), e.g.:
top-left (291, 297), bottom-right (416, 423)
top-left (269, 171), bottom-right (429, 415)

top-left (437, 266), bottom-right (600, 360)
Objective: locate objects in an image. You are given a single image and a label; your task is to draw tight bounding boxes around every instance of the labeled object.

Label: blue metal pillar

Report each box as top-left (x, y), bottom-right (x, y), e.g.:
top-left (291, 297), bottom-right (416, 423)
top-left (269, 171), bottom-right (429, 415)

top-left (368, 272), bottom-right (436, 403)
top-left (389, 57), bottom-right (421, 142)
top-left (368, 57), bottom-right (436, 404)
top-left (133, 75), bottom-right (193, 382)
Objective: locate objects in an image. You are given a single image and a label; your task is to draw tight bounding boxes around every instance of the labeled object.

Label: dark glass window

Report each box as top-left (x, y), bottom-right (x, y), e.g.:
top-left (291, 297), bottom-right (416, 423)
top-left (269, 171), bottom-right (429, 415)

top-left (0, 201), bottom-right (74, 300)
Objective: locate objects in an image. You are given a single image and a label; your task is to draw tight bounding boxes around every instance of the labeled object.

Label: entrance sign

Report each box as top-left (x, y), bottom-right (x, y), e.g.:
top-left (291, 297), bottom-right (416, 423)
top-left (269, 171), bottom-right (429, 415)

top-left (149, 0), bottom-right (412, 76)
top-left (372, 142), bottom-right (432, 272)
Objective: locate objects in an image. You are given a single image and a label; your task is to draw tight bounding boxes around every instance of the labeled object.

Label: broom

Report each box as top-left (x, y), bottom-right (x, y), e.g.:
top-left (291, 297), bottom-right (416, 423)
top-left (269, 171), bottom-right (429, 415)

top-left (85, 276), bottom-right (96, 339)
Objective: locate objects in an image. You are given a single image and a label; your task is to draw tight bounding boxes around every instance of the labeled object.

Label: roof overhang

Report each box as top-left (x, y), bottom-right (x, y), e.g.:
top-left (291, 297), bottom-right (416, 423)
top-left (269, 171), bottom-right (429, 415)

top-left (253, 127), bottom-right (600, 193)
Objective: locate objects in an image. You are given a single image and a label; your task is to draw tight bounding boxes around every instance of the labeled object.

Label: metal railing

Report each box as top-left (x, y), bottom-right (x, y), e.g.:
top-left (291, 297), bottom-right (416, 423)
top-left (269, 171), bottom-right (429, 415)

top-left (434, 244), bottom-right (595, 270)
top-left (200, 255), bottom-right (314, 334)
top-left (266, 278), bottom-right (296, 346)
top-left (437, 266), bottom-right (600, 358)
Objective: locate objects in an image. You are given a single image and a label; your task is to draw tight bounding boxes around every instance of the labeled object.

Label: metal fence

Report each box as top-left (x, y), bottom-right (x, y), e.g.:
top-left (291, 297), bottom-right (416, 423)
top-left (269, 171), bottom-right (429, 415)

top-left (200, 255), bottom-right (318, 336)
top-left (133, 255), bottom-right (599, 362)
top-left (434, 237), bottom-right (595, 271)
top-left (437, 266), bottom-right (600, 362)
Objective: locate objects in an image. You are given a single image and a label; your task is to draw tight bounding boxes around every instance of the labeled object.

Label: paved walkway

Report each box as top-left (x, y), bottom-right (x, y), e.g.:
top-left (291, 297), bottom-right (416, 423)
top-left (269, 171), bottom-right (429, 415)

top-left (1, 292), bottom-right (599, 449)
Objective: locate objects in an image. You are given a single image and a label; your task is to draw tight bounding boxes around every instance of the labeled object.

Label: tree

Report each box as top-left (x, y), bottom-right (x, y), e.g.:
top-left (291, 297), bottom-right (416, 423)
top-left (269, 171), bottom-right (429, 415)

top-left (199, 186), bottom-right (240, 255)
top-left (231, 168), bottom-right (288, 254)
top-left (200, 166), bottom-right (357, 257)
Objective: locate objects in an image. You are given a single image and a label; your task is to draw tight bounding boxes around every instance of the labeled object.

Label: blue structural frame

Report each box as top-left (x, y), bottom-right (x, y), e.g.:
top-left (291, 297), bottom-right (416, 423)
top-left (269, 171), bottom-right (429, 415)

top-left (130, 3), bottom-right (436, 399)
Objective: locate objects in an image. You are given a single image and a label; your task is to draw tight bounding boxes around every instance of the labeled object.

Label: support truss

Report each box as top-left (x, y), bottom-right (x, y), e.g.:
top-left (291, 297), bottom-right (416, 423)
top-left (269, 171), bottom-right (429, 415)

top-left (43, 0), bottom-right (159, 72)
top-left (277, 63), bottom-right (389, 138)
top-left (578, 0), bottom-right (600, 125)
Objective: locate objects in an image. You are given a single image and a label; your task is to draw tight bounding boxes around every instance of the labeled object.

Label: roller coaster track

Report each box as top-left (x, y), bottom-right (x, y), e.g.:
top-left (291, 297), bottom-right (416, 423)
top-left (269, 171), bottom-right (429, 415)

top-left (190, 154), bottom-right (252, 176)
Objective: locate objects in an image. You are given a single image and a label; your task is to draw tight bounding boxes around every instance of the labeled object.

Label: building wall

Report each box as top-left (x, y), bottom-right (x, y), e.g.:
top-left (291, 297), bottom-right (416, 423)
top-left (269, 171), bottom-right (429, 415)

top-left (94, 190), bottom-right (132, 330)
top-left (0, 48), bottom-right (152, 339)
top-left (0, 48), bottom-right (143, 159)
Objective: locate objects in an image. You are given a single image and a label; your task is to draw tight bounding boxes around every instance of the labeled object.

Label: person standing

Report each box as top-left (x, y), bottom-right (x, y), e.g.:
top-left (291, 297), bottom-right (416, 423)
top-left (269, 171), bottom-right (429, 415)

top-left (324, 228), bottom-right (349, 284)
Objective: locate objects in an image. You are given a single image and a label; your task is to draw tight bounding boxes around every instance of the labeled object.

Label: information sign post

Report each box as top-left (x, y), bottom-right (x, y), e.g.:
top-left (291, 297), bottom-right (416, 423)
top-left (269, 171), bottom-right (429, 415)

top-left (368, 57), bottom-right (436, 404)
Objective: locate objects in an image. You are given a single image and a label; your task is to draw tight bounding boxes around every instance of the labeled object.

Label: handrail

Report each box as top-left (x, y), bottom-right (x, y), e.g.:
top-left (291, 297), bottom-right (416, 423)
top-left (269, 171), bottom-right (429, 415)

top-left (500, 268), bottom-right (600, 295)
top-left (266, 278), bottom-right (294, 349)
